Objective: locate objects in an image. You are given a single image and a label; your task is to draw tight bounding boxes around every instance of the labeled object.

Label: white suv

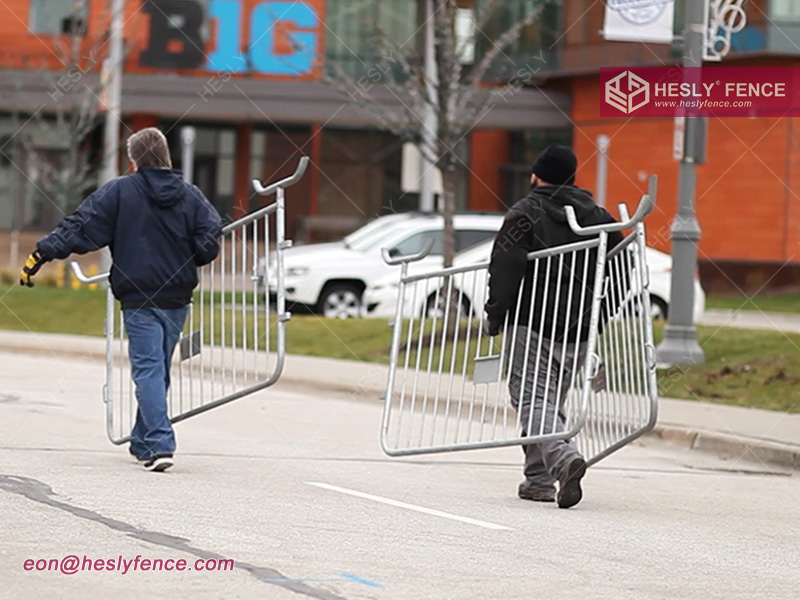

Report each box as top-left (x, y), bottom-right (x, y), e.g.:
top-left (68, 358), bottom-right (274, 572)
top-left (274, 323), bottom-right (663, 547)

top-left (262, 213), bottom-right (503, 318)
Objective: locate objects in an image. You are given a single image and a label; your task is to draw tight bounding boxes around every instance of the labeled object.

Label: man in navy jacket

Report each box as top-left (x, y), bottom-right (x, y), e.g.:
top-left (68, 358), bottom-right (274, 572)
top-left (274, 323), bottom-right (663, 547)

top-left (20, 127), bottom-right (222, 472)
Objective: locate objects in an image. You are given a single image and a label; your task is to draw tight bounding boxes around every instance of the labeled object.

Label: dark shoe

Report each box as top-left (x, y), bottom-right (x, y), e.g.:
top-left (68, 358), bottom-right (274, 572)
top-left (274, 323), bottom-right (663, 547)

top-left (129, 447), bottom-right (146, 463)
top-left (518, 480), bottom-right (555, 503)
top-left (557, 457), bottom-right (587, 509)
top-left (143, 454), bottom-right (174, 472)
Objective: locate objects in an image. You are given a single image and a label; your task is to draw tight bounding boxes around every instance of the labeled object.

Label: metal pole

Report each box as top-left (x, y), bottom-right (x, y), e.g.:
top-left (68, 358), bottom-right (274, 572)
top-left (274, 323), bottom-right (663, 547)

top-left (419, 0), bottom-right (438, 213)
top-left (656, 0), bottom-right (705, 365)
top-left (596, 134), bottom-right (610, 208)
top-left (10, 118), bottom-right (24, 269)
top-left (98, 0), bottom-right (124, 283)
top-left (181, 126), bottom-right (196, 184)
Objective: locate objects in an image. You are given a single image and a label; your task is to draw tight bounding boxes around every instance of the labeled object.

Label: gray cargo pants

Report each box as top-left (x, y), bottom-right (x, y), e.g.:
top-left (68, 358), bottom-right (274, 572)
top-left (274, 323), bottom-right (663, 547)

top-left (507, 326), bottom-right (587, 494)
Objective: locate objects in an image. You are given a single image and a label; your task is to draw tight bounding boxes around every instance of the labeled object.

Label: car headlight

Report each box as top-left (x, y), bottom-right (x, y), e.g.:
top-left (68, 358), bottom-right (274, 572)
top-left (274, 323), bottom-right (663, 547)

top-left (286, 266), bottom-right (310, 278)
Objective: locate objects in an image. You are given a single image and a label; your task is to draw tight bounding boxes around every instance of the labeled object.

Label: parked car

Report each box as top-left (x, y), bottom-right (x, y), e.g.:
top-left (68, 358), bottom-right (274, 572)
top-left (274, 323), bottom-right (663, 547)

top-left (362, 241), bottom-right (705, 322)
top-left (259, 213), bottom-right (504, 318)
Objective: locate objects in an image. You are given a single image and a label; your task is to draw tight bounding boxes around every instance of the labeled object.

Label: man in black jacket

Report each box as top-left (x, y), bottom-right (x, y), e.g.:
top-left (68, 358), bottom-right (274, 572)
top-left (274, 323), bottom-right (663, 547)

top-left (485, 145), bottom-right (622, 508)
top-left (20, 127), bottom-right (222, 472)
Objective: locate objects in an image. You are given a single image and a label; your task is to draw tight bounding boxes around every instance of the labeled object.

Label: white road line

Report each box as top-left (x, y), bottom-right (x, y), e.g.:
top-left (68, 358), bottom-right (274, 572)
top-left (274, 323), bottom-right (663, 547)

top-left (305, 481), bottom-right (513, 531)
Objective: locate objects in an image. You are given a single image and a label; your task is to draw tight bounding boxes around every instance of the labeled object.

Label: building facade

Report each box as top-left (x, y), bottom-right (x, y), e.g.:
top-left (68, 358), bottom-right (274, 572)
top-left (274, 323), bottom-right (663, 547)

top-left (0, 0), bottom-right (570, 241)
top-left (2, 0), bottom-right (799, 290)
top-left (552, 0), bottom-right (800, 292)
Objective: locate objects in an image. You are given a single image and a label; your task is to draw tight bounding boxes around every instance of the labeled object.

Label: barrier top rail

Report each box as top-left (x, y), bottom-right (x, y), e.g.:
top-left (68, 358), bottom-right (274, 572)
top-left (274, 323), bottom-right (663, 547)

top-left (228, 156), bottom-right (309, 233)
top-left (252, 156), bottom-right (309, 196)
top-left (565, 175), bottom-right (657, 236)
top-left (70, 262), bottom-right (108, 284)
top-left (381, 239), bottom-right (435, 266)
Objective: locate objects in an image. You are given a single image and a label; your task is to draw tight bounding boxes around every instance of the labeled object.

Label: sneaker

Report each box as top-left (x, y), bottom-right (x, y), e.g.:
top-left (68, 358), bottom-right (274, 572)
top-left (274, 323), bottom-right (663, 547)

top-left (129, 447), bottom-right (146, 463)
top-left (517, 480), bottom-right (555, 503)
top-left (557, 457), bottom-right (587, 509)
top-left (143, 455), bottom-right (174, 472)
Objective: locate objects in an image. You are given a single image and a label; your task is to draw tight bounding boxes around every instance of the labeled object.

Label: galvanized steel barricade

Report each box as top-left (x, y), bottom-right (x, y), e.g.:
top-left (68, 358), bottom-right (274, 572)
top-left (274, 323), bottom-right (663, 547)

top-left (380, 177), bottom-right (658, 466)
top-left (71, 157), bottom-right (309, 444)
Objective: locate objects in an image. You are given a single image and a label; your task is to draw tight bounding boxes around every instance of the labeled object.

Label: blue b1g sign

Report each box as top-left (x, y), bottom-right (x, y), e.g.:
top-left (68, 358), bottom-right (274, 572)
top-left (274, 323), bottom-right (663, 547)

top-left (140, 0), bottom-right (321, 76)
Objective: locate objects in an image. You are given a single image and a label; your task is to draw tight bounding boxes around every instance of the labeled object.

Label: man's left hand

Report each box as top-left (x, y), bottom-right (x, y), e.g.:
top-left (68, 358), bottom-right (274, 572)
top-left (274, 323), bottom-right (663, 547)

top-left (19, 250), bottom-right (47, 287)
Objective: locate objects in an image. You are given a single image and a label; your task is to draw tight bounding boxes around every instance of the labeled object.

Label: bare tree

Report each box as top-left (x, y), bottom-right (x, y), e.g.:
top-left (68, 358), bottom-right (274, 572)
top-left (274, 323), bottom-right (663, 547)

top-left (325, 0), bottom-right (548, 268)
top-left (14, 0), bottom-right (115, 223)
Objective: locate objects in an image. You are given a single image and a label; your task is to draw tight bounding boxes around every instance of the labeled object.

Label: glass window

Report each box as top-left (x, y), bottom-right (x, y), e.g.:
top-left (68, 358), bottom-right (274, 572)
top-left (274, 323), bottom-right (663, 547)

top-left (216, 157), bottom-right (235, 196)
top-left (456, 229), bottom-right (495, 252)
top-left (29, 0), bottom-right (89, 34)
top-left (250, 130), bottom-right (267, 182)
top-left (325, 0), bottom-right (419, 78)
top-left (772, 0), bottom-right (800, 20)
top-left (163, 124), bottom-right (237, 219)
top-left (503, 128), bottom-right (572, 203)
top-left (391, 230), bottom-right (443, 257)
top-left (219, 130), bottom-right (236, 155)
top-left (472, 0), bottom-right (561, 79)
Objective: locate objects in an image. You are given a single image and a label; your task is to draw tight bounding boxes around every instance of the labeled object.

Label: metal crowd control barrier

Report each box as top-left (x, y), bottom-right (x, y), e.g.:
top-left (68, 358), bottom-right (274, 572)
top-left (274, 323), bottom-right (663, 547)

top-left (72, 157), bottom-right (309, 444)
top-left (380, 177), bottom-right (658, 467)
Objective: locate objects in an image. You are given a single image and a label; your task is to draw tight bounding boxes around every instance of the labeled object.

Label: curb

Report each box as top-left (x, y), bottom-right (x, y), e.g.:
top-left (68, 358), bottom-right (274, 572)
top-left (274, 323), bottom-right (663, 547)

top-left (646, 425), bottom-right (800, 471)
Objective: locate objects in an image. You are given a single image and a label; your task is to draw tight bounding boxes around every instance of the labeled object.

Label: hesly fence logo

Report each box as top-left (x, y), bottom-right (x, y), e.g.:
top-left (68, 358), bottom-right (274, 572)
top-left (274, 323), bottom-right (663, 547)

top-left (607, 0), bottom-right (673, 25)
top-left (601, 67), bottom-right (800, 117)
top-left (605, 70), bottom-right (651, 114)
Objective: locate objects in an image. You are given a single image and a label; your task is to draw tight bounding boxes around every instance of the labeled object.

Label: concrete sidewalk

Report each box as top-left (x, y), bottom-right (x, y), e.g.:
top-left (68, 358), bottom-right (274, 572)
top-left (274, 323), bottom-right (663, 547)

top-left (699, 308), bottom-right (800, 334)
top-left (0, 329), bottom-right (797, 471)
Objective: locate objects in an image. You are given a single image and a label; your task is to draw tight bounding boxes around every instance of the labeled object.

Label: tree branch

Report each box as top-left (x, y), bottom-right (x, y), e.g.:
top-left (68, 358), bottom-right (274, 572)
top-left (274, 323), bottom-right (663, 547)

top-left (464, 2), bottom-right (545, 87)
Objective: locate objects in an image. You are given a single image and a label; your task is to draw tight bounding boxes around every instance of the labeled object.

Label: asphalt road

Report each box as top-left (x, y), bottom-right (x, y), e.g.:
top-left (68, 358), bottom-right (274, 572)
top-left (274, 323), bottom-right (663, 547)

top-left (1, 350), bottom-right (798, 600)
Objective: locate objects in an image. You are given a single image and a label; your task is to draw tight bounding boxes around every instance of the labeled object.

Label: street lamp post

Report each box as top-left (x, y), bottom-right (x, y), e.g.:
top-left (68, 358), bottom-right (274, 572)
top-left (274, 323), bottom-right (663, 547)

top-left (419, 0), bottom-right (439, 213)
top-left (98, 0), bottom-right (124, 281)
top-left (596, 134), bottom-right (610, 208)
top-left (656, 0), bottom-right (706, 364)
top-left (181, 126), bottom-right (196, 184)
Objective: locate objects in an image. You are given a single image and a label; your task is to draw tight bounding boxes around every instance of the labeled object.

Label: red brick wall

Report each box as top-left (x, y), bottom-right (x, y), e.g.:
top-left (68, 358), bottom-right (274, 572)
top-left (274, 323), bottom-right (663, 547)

top-left (570, 76), bottom-right (798, 266)
top-left (786, 118), bottom-right (800, 263)
top-left (468, 130), bottom-right (510, 212)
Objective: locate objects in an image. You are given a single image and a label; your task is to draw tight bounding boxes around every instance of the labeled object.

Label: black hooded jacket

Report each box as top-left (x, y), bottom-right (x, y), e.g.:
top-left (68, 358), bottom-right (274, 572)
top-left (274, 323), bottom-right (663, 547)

top-left (485, 184), bottom-right (623, 342)
top-left (37, 168), bottom-right (222, 309)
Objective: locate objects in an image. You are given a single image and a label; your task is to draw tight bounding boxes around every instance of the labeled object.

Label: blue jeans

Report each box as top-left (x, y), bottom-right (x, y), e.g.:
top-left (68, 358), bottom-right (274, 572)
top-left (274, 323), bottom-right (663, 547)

top-left (123, 306), bottom-right (189, 459)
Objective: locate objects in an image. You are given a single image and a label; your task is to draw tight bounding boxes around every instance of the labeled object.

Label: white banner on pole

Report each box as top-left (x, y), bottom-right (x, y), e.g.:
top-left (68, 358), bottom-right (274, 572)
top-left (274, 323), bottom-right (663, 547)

top-left (603, 0), bottom-right (676, 44)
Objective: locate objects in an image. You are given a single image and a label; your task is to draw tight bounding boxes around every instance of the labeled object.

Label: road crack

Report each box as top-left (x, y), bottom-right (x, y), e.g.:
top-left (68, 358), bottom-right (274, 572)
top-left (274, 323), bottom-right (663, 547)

top-left (0, 474), bottom-right (349, 600)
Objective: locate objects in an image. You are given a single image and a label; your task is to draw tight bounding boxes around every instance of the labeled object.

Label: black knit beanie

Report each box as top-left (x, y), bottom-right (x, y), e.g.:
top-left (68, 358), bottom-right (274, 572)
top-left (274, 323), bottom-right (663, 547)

top-left (531, 145), bottom-right (577, 186)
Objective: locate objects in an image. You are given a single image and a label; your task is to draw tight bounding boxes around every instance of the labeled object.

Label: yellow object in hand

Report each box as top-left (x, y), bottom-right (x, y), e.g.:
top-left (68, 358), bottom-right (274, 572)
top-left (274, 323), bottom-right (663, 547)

top-left (19, 250), bottom-right (46, 287)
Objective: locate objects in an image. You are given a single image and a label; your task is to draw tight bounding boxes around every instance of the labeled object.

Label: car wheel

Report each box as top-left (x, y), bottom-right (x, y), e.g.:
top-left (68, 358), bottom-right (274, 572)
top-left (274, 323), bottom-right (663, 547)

top-left (424, 292), bottom-right (472, 320)
top-left (319, 284), bottom-right (363, 319)
top-left (650, 295), bottom-right (668, 320)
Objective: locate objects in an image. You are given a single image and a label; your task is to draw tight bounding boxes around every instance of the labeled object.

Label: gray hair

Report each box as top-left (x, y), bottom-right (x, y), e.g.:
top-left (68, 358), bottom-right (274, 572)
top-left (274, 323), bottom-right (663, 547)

top-left (126, 127), bottom-right (172, 169)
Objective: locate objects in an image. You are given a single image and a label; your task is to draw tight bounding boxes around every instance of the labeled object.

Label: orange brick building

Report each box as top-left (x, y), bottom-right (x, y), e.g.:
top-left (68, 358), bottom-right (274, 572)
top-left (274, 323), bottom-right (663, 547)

top-left (551, 0), bottom-right (800, 292)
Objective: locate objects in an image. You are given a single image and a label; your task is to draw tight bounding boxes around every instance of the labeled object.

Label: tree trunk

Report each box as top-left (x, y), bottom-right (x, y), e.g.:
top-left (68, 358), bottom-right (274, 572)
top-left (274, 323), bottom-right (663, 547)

top-left (439, 166), bottom-right (460, 335)
top-left (441, 166), bottom-right (457, 269)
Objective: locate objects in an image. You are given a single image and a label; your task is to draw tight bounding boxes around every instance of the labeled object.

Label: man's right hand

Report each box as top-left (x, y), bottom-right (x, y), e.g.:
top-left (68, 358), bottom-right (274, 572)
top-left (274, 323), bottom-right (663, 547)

top-left (19, 250), bottom-right (47, 287)
top-left (484, 319), bottom-right (503, 337)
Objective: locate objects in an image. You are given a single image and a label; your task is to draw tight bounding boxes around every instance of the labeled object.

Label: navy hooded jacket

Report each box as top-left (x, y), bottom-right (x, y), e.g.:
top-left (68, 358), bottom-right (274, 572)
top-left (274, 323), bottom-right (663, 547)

top-left (37, 168), bottom-right (222, 309)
